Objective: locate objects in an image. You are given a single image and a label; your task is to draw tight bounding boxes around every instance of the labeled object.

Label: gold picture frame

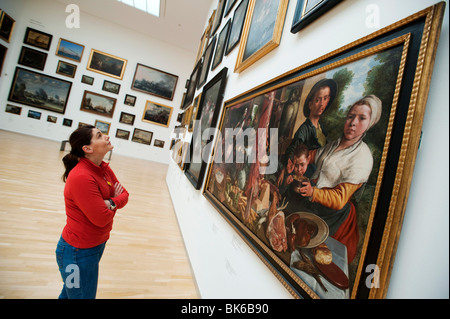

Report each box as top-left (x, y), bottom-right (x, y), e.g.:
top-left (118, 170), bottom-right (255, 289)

top-left (203, 2), bottom-right (445, 299)
top-left (142, 100), bottom-right (173, 128)
top-left (234, 0), bottom-right (289, 73)
top-left (86, 49), bottom-right (127, 80)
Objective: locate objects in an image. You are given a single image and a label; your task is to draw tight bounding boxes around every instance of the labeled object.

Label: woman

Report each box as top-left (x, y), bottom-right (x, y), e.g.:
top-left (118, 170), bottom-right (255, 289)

top-left (56, 125), bottom-right (129, 299)
top-left (299, 95), bottom-right (382, 262)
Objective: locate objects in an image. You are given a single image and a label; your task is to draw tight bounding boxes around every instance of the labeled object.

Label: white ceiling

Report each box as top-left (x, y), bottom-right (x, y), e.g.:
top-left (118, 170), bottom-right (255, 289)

top-left (55, 0), bottom-right (212, 53)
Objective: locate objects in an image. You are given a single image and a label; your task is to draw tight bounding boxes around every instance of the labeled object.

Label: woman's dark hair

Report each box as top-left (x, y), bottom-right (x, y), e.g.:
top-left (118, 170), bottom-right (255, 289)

top-left (62, 125), bottom-right (95, 182)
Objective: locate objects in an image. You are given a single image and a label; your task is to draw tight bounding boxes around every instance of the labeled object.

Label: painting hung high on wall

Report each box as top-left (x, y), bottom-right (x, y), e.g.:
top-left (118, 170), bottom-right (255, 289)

top-left (87, 49), bottom-right (127, 80)
top-left (203, 3), bottom-right (445, 299)
top-left (235, 0), bottom-right (288, 73)
top-left (131, 63), bottom-right (178, 100)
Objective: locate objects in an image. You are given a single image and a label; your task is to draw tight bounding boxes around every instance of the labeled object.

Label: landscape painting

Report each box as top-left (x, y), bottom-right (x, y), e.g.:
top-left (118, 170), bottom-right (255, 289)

top-left (8, 67), bottom-right (72, 114)
top-left (131, 63), bottom-right (178, 100)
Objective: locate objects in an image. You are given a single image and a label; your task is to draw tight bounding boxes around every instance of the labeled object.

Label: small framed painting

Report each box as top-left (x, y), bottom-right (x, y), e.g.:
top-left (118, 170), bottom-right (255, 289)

top-left (56, 38), bottom-right (85, 62)
top-left (116, 128), bottom-right (130, 140)
top-left (132, 128), bottom-right (153, 145)
top-left (80, 90), bottom-right (116, 118)
top-left (142, 100), bottom-right (173, 128)
top-left (95, 119), bottom-right (111, 135)
top-left (23, 27), bottom-right (52, 51)
top-left (102, 80), bottom-right (121, 94)
top-left (56, 60), bottom-right (77, 78)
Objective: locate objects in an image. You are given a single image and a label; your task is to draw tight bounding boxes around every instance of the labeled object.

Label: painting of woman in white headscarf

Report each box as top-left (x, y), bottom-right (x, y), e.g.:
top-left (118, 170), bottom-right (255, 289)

top-left (279, 44), bottom-right (405, 297)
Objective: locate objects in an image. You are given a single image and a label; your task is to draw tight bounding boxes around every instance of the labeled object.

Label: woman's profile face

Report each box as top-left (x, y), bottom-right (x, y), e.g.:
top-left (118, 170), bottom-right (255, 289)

top-left (343, 103), bottom-right (371, 142)
top-left (86, 128), bottom-right (113, 155)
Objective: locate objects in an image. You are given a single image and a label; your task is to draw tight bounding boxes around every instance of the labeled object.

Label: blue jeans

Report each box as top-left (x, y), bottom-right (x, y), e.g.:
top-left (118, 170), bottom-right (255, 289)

top-left (55, 236), bottom-right (106, 299)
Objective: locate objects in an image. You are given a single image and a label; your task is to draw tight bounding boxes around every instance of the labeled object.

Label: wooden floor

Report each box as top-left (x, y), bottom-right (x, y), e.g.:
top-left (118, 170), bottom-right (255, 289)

top-left (0, 130), bottom-right (198, 299)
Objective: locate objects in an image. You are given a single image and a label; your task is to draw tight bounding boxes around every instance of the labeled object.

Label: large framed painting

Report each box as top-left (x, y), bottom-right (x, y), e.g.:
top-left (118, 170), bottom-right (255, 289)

top-left (8, 67), bottom-right (72, 114)
top-left (291, 0), bottom-right (343, 33)
top-left (142, 100), bottom-right (173, 128)
top-left (131, 63), bottom-right (178, 100)
top-left (80, 90), bottom-right (116, 118)
top-left (234, 0), bottom-right (288, 73)
top-left (203, 3), bottom-right (445, 299)
top-left (87, 49), bottom-right (127, 80)
top-left (184, 67), bottom-right (228, 190)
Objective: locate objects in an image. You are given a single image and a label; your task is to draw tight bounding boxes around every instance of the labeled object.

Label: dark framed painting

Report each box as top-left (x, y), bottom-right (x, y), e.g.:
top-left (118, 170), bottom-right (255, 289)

top-left (225, 0), bottom-right (249, 56)
top-left (62, 118), bottom-right (73, 127)
top-left (0, 43), bottom-right (7, 75)
top-left (124, 94), bottom-right (136, 106)
top-left (184, 67), bottom-right (228, 190)
top-left (18, 46), bottom-right (47, 70)
top-left (211, 0), bottom-right (226, 36)
top-left (0, 10), bottom-right (15, 42)
top-left (212, 19), bottom-right (231, 70)
top-left (23, 27), bottom-right (52, 51)
top-left (102, 80), bottom-right (120, 94)
top-left (154, 139), bottom-right (165, 148)
top-left (81, 75), bottom-right (94, 85)
top-left (56, 60), bottom-right (77, 78)
top-left (131, 63), bottom-right (178, 100)
top-left (142, 100), bottom-right (173, 128)
top-left (197, 36), bottom-right (217, 89)
top-left (87, 49), bottom-right (127, 80)
top-left (291, 0), bottom-right (343, 33)
top-left (47, 115), bottom-right (57, 123)
top-left (80, 90), bottom-right (116, 118)
top-left (5, 104), bottom-right (22, 115)
top-left (115, 128), bottom-right (130, 140)
top-left (27, 109), bottom-right (41, 120)
top-left (202, 3), bottom-right (445, 299)
top-left (8, 67), bottom-right (72, 114)
top-left (235, 0), bottom-right (288, 73)
top-left (119, 111), bottom-right (135, 125)
top-left (55, 38), bottom-right (85, 62)
top-left (224, 0), bottom-right (239, 17)
top-left (132, 128), bottom-right (153, 145)
top-left (183, 59), bottom-right (202, 109)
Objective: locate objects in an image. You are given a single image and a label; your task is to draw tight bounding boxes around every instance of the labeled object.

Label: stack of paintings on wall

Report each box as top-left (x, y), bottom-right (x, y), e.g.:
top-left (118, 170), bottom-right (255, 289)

top-left (2, 10), bottom-right (179, 150)
top-left (173, 0), bottom-right (446, 299)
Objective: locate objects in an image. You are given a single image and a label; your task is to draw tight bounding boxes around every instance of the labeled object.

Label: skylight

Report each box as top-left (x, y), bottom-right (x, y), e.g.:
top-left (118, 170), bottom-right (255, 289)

top-left (116, 0), bottom-right (160, 17)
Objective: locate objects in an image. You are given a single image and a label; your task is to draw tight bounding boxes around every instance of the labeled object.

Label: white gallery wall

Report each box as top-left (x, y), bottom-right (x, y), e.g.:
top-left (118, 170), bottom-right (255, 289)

top-left (166, 0), bottom-right (449, 298)
top-left (0, 0), bottom-right (195, 163)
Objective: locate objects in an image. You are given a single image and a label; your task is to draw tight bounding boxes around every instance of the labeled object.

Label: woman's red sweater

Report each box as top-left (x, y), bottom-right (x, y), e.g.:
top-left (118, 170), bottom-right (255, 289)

top-left (62, 158), bottom-right (129, 248)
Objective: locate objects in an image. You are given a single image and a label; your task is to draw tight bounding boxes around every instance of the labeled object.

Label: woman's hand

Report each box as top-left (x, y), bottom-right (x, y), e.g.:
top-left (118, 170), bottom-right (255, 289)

top-left (299, 181), bottom-right (314, 197)
top-left (114, 182), bottom-right (124, 197)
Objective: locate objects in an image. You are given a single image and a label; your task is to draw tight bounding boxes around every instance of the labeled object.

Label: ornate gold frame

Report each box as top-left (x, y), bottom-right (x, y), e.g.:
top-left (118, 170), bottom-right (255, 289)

top-left (203, 2), bottom-right (446, 299)
top-left (234, 0), bottom-right (289, 73)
